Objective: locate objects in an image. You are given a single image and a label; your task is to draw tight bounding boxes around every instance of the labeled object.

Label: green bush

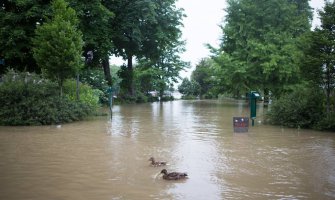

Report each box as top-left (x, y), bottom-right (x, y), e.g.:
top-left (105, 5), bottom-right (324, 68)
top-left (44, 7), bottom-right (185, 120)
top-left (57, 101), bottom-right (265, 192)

top-left (116, 91), bottom-right (148, 104)
top-left (315, 113), bottom-right (335, 131)
top-left (79, 68), bottom-right (121, 105)
top-left (79, 69), bottom-right (110, 104)
top-left (0, 71), bottom-right (94, 125)
top-left (135, 92), bottom-right (148, 103)
top-left (267, 86), bottom-right (324, 128)
top-left (63, 79), bottom-right (102, 109)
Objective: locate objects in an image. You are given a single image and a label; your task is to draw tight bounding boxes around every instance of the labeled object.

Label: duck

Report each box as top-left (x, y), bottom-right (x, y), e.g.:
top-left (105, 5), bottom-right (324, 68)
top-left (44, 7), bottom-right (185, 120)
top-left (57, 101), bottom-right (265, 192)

top-left (160, 169), bottom-right (188, 180)
top-left (149, 157), bottom-right (167, 167)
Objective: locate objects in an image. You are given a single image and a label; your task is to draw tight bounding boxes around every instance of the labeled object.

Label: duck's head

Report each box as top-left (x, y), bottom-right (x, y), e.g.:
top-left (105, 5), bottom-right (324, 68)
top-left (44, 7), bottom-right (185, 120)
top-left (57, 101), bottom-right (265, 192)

top-left (160, 169), bottom-right (168, 174)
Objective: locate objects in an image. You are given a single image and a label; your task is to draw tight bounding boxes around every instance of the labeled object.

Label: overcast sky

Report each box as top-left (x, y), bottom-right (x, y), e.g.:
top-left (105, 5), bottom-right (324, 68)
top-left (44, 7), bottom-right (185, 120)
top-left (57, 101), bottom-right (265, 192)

top-left (177, 0), bottom-right (325, 78)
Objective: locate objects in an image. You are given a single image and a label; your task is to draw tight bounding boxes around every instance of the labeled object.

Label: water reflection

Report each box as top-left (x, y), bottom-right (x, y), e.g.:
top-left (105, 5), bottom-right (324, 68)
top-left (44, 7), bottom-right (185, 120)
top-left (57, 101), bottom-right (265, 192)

top-left (0, 100), bottom-right (335, 200)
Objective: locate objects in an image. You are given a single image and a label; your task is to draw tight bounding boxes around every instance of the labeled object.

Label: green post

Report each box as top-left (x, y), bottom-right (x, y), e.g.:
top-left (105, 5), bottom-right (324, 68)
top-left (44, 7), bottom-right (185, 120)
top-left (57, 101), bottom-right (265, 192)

top-left (249, 91), bottom-right (260, 126)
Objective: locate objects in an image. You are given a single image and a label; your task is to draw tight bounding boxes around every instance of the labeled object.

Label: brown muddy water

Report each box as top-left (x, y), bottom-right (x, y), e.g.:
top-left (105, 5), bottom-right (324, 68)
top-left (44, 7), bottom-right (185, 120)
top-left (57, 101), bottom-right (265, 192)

top-left (0, 100), bottom-right (335, 200)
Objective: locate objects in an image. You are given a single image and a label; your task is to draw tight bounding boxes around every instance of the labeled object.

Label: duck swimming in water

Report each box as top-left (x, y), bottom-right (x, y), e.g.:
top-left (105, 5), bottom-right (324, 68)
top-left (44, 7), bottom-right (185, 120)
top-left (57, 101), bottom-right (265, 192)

top-left (149, 157), bottom-right (167, 167)
top-left (160, 169), bottom-right (188, 180)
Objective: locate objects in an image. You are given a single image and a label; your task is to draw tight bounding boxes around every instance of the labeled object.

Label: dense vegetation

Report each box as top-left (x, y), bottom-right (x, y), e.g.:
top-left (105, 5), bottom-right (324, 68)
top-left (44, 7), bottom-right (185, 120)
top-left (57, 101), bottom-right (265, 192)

top-left (0, 70), bottom-right (95, 125)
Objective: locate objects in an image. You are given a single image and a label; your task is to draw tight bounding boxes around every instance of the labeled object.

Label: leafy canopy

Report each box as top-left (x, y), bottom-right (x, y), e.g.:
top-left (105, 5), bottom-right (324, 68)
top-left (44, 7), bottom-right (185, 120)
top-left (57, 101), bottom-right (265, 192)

top-left (33, 0), bottom-right (84, 94)
top-left (212, 0), bottom-right (312, 97)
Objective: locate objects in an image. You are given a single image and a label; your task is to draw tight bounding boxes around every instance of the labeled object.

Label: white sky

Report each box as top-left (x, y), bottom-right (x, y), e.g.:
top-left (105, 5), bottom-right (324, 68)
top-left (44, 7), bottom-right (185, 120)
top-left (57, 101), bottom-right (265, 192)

top-left (177, 0), bottom-right (325, 79)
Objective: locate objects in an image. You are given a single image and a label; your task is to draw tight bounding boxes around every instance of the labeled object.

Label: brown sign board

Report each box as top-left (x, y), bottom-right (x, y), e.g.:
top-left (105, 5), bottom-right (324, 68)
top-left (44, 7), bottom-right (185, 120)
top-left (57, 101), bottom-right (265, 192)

top-left (233, 117), bottom-right (249, 133)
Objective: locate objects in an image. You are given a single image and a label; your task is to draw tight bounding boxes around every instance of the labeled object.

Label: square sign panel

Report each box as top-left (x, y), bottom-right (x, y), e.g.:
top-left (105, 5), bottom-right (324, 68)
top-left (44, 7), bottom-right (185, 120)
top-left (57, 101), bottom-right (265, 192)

top-left (233, 117), bottom-right (249, 133)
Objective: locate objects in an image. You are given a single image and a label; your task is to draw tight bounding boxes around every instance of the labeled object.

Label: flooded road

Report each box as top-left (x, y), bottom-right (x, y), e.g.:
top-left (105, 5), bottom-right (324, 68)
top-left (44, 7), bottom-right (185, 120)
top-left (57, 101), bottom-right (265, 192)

top-left (0, 100), bottom-right (335, 199)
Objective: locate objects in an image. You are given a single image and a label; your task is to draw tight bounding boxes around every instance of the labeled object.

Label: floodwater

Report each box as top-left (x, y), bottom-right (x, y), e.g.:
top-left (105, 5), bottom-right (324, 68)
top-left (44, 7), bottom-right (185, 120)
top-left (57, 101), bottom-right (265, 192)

top-left (0, 100), bottom-right (335, 200)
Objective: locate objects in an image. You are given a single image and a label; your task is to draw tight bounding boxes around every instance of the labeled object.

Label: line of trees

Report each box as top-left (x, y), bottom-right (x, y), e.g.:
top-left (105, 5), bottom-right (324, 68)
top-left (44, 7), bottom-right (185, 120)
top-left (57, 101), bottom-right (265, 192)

top-left (0, 0), bottom-right (187, 100)
top-left (178, 0), bottom-right (335, 130)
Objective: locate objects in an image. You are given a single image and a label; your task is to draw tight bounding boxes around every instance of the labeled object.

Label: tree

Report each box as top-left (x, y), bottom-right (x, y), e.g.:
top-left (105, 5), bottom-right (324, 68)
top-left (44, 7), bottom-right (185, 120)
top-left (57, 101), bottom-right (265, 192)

top-left (33, 0), bottom-right (83, 96)
top-left (106, 0), bottom-right (154, 96)
top-left (137, 39), bottom-right (189, 98)
top-left (191, 58), bottom-right (223, 98)
top-left (70, 0), bottom-right (114, 85)
top-left (302, 1), bottom-right (335, 114)
top-left (178, 78), bottom-right (200, 97)
top-left (0, 0), bottom-right (51, 73)
top-left (212, 0), bottom-right (312, 97)
top-left (107, 0), bottom-right (185, 97)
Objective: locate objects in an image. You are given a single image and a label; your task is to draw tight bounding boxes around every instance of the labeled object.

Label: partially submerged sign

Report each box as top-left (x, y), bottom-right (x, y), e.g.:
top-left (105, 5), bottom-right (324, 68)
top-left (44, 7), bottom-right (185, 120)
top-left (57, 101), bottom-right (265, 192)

top-left (233, 117), bottom-right (249, 133)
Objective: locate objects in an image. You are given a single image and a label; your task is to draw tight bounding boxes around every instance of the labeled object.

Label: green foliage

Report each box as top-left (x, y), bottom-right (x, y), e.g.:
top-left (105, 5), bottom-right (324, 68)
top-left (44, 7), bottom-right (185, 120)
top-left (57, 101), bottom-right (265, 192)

top-left (0, 0), bottom-right (51, 73)
top-left (267, 85), bottom-right (324, 128)
top-left (301, 1), bottom-right (335, 114)
top-left (80, 69), bottom-right (109, 91)
top-left (315, 113), bottom-right (335, 131)
top-left (79, 66), bottom-right (121, 104)
top-left (137, 41), bottom-right (189, 98)
top-left (80, 68), bottom-right (109, 104)
top-left (114, 91), bottom-right (148, 104)
top-left (70, 0), bottom-right (114, 68)
top-left (135, 67), bottom-right (157, 94)
top-left (0, 71), bottom-right (94, 125)
top-left (63, 79), bottom-right (101, 109)
top-left (33, 0), bottom-right (83, 95)
top-left (212, 0), bottom-right (312, 97)
top-left (191, 58), bottom-right (223, 99)
top-left (117, 65), bottom-right (133, 97)
top-left (178, 78), bottom-right (200, 98)
top-left (107, 0), bottom-right (185, 97)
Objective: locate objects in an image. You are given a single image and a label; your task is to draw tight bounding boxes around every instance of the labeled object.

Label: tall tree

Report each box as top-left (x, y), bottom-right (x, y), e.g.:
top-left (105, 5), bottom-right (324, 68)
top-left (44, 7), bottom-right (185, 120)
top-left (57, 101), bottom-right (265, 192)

top-left (70, 0), bottom-right (114, 85)
top-left (107, 0), bottom-right (185, 97)
top-left (212, 0), bottom-right (312, 97)
top-left (33, 0), bottom-right (83, 96)
top-left (106, 0), bottom-right (154, 95)
top-left (302, 1), bottom-right (335, 114)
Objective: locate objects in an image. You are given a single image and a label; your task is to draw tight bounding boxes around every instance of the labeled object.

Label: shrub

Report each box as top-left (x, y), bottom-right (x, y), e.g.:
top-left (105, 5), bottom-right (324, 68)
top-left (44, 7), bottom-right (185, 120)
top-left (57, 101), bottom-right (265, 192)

top-left (135, 92), bottom-right (148, 103)
top-left (0, 71), bottom-right (94, 125)
top-left (315, 113), bottom-right (335, 131)
top-left (79, 69), bottom-right (110, 104)
top-left (267, 86), bottom-right (324, 128)
top-left (63, 79), bottom-right (102, 109)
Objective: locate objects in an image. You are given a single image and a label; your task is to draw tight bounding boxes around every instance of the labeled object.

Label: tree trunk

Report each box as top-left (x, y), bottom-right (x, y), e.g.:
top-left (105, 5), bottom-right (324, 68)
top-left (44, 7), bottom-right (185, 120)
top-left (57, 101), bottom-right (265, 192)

top-left (127, 54), bottom-right (134, 96)
top-left (102, 56), bottom-right (112, 86)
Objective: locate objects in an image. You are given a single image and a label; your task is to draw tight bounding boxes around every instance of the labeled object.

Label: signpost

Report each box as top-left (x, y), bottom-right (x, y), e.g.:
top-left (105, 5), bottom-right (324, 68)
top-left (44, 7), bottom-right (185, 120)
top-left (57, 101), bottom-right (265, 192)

top-left (249, 91), bottom-right (260, 126)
